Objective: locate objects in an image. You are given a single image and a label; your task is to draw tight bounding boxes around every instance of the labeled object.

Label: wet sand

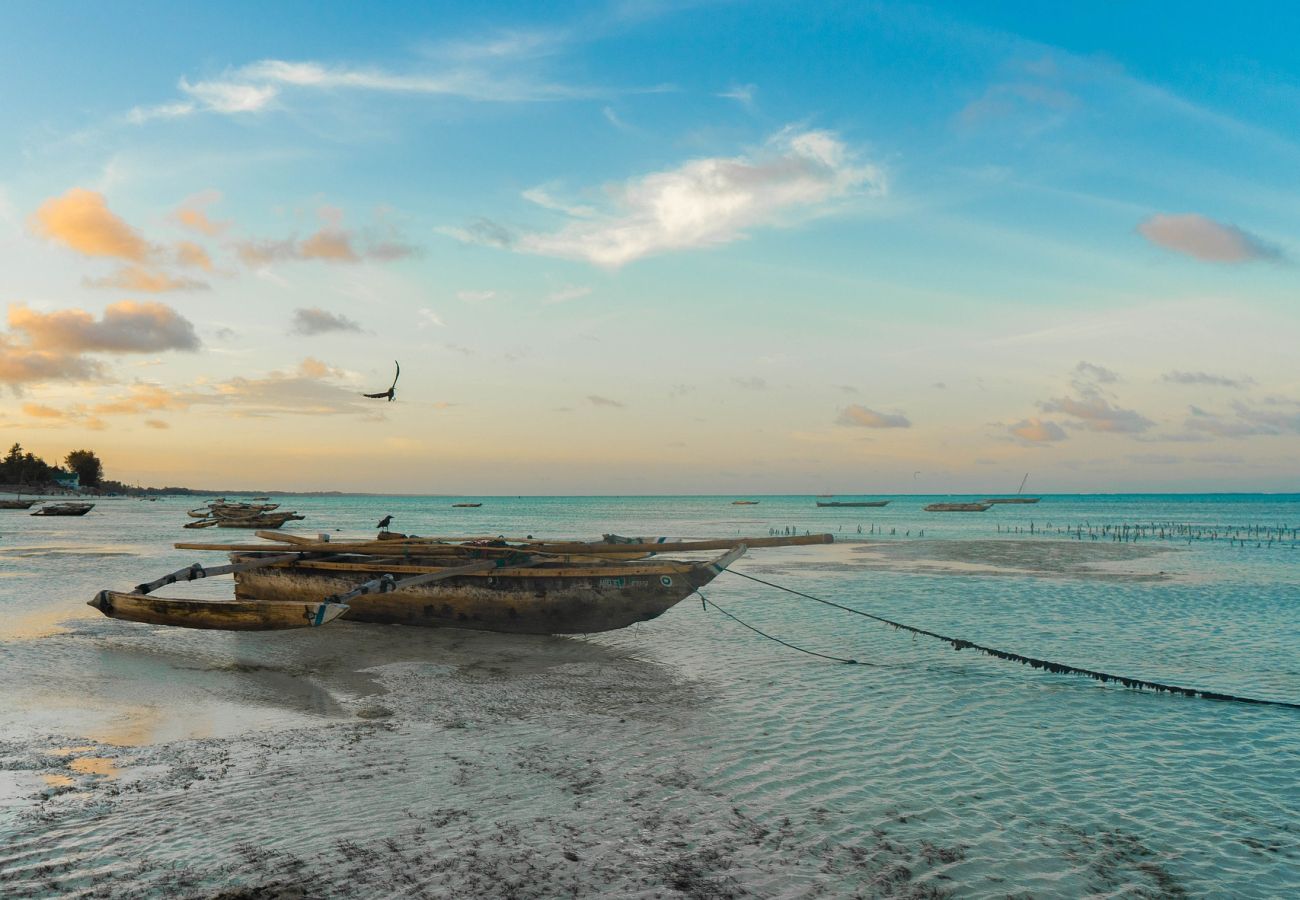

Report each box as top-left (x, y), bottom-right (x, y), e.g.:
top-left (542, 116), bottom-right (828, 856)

top-left (0, 622), bottom-right (973, 898)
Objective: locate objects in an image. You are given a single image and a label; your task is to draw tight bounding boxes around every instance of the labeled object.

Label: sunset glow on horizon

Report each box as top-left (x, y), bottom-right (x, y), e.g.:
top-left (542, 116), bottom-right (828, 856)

top-left (2, 2), bottom-right (1297, 493)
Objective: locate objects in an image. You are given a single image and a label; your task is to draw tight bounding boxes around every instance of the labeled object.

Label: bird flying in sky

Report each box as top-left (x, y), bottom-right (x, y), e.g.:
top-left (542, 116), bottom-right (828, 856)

top-left (363, 361), bottom-right (400, 402)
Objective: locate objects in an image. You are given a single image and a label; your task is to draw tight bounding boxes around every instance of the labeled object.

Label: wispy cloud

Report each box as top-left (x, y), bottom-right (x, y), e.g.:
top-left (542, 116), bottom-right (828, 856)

top-left (587, 394), bottom-right (625, 408)
top-left (129, 51), bottom-right (597, 123)
top-left (237, 208), bottom-right (416, 267)
top-left (189, 358), bottom-right (375, 418)
top-left (1039, 394), bottom-right (1153, 434)
top-left (1185, 402), bottom-right (1300, 438)
top-left (171, 191), bottom-right (229, 236)
top-left (836, 404), bottom-right (910, 428)
top-left (456, 289), bottom-right (501, 303)
top-left (1162, 370), bottom-right (1253, 389)
top-left (458, 128), bottom-right (884, 268)
top-left (717, 83), bottom-right (757, 110)
top-left (83, 265), bottom-right (208, 293)
top-left (543, 284), bottom-right (591, 304)
top-left (1137, 213), bottom-right (1282, 263)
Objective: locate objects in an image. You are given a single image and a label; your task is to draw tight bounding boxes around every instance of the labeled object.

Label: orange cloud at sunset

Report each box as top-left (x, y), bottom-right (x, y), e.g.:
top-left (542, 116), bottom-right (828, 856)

top-left (0, 336), bottom-right (103, 386)
top-left (175, 241), bottom-right (214, 270)
top-left (84, 264), bottom-right (208, 293)
top-left (29, 188), bottom-right (151, 261)
top-left (299, 228), bottom-right (360, 261)
top-left (92, 382), bottom-right (190, 415)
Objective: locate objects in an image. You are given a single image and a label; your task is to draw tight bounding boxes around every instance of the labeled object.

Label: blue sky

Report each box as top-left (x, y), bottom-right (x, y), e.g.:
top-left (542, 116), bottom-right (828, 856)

top-left (0, 1), bottom-right (1296, 492)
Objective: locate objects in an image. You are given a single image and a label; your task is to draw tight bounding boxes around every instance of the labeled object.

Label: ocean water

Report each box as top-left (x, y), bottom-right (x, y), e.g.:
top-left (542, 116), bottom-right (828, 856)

top-left (0, 494), bottom-right (1297, 897)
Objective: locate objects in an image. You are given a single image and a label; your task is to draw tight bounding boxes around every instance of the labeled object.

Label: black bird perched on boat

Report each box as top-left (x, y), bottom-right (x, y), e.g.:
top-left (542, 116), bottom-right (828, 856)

top-left (363, 361), bottom-right (400, 402)
top-left (377, 515), bottom-right (393, 531)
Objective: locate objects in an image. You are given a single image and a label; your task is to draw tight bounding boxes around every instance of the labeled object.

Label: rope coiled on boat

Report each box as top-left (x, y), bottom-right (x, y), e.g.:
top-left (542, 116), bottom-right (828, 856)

top-left (723, 569), bottom-right (1300, 711)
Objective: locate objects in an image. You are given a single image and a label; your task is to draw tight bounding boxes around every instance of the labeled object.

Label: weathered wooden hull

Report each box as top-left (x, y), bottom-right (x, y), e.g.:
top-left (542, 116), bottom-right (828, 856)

top-left (0, 499), bottom-right (37, 509)
top-left (984, 497), bottom-right (1041, 504)
top-left (924, 502), bottom-right (992, 512)
top-left (816, 501), bottom-right (889, 507)
top-left (232, 551), bottom-right (741, 634)
top-left (89, 591), bottom-right (348, 630)
top-left (32, 503), bottom-right (94, 516)
top-left (214, 513), bottom-right (302, 528)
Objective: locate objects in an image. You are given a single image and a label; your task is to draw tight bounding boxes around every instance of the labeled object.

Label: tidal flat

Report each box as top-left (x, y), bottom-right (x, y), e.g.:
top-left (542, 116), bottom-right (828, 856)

top-left (2, 495), bottom-right (1297, 897)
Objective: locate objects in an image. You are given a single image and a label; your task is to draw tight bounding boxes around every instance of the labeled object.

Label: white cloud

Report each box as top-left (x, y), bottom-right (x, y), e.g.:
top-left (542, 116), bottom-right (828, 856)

top-left (469, 128), bottom-right (883, 268)
top-left (417, 308), bottom-right (444, 328)
top-left (1138, 213), bottom-right (1281, 263)
top-left (131, 53), bottom-right (590, 123)
top-left (522, 187), bottom-right (597, 218)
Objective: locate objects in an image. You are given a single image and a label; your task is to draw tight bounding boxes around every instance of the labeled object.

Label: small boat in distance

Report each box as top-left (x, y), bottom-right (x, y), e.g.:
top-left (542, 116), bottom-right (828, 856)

top-left (985, 473), bottom-right (1041, 505)
top-left (32, 502), bottom-right (95, 516)
top-left (816, 500), bottom-right (890, 508)
top-left (731, 500), bottom-right (760, 505)
top-left (452, 502), bottom-right (483, 507)
top-left (0, 498), bottom-right (38, 510)
top-left (924, 502), bottom-right (992, 512)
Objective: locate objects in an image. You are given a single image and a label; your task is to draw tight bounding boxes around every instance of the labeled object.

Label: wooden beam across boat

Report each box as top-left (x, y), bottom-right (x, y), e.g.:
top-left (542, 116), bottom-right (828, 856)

top-left (175, 533), bottom-right (833, 556)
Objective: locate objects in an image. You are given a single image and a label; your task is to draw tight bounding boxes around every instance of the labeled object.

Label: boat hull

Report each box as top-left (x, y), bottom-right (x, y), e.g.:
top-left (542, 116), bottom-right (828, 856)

top-left (232, 555), bottom-right (735, 634)
top-left (816, 501), bottom-right (889, 507)
top-left (984, 497), bottom-right (1041, 504)
top-left (0, 499), bottom-right (37, 509)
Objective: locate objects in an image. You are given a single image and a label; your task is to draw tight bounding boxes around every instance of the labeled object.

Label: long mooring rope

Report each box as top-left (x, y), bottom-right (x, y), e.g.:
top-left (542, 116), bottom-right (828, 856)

top-left (722, 568), bottom-right (1300, 711)
top-left (698, 592), bottom-right (859, 665)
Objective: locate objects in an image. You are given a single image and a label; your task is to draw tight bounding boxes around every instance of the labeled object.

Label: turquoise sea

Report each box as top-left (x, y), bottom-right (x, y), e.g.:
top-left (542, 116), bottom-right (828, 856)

top-left (1, 493), bottom-right (1297, 897)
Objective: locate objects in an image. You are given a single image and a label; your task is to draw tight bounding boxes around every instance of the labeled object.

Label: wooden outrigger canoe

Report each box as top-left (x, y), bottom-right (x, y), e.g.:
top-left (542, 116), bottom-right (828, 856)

top-left (32, 502), bottom-right (94, 516)
top-left (924, 502), bottom-right (993, 512)
top-left (228, 546), bottom-right (746, 634)
top-left (90, 533), bottom-right (831, 633)
top-left (89, 592), bottom-right (349, 630)
top-left (815, 500), bottom-right (890, 507)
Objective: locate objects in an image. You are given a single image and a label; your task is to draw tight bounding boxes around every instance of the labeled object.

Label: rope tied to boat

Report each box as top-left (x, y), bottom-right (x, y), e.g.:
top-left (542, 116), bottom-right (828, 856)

top-left (722, 569), bottom-right (1300, 711)
top-left (698, 591), bottom-right (858, 665)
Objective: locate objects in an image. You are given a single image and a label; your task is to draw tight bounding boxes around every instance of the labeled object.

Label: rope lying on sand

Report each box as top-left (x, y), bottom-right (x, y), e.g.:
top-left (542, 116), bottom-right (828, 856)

top-left (720, 569), bottom-right (1300, 711)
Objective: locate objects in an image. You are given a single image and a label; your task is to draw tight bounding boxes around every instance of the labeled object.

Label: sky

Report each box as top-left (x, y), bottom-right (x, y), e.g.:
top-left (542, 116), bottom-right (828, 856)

top-left (1, 0), bottom-right (1298, 494)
